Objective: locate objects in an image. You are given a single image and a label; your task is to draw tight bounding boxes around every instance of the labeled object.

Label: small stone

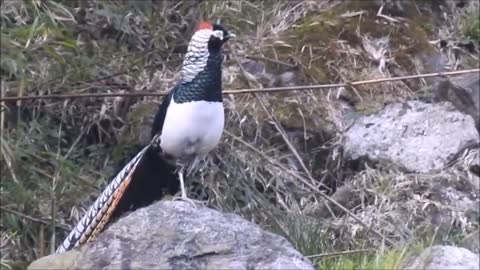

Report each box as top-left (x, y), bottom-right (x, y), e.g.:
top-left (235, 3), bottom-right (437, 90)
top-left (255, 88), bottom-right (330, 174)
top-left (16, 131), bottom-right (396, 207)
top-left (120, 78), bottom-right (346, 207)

top-left (344, 101), bottom-right (479, 173)
top-left (278, 71), bottom-right (296, 86)
top-left (28, 250), bottom-right (80, 270)
top-left (461, 230), bottom-right (480, 254)
top-left (435, 72), bottom-right (480, 132)
top-left (405, 245), bottom-right (479, 270)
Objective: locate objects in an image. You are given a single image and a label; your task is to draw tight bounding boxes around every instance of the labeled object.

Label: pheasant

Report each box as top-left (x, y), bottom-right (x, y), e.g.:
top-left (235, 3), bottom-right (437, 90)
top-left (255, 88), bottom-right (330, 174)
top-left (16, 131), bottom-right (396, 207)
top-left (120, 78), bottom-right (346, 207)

top-left (56, 21), bottom-right (235, 253)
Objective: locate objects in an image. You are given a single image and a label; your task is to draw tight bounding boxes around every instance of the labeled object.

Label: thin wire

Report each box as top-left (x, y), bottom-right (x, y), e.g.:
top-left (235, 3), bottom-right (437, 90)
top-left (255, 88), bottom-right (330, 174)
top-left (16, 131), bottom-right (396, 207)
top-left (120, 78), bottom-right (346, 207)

top-left (0, 69), bottom-right (478, 102)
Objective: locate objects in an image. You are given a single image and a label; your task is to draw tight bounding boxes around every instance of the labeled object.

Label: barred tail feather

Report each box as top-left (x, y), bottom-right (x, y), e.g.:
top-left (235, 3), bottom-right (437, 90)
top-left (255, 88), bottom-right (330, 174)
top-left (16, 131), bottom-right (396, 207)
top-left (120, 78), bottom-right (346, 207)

top-left (56, 145), bottom-right (150, 253)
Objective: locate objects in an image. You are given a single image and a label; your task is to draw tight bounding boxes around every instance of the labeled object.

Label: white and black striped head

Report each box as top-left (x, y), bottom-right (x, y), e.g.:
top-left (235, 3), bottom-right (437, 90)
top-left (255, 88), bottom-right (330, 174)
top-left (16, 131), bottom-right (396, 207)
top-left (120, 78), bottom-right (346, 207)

top-left (180, 21), bottom-right (234, 84)
top-left (195, 21), bottom-right (235, 51)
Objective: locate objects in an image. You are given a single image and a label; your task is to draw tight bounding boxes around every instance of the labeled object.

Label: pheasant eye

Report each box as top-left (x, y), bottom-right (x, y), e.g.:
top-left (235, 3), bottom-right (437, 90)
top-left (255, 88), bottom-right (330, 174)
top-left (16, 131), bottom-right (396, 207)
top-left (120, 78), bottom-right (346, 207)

top-left (212, 30), bottom-right (224, 40)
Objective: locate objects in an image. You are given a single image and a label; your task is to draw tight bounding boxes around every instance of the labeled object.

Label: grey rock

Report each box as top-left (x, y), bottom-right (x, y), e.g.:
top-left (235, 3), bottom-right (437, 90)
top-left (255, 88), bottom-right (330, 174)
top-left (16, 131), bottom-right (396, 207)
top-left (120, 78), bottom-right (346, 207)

top-left (241, 60), bottom-right (267, 76)
top-left (344, 101), bottom-right (479, 173)
top-left (29, 201), bottom-right (313, 270)
top-left (434, 72), bottom-right (480, 132)
top-left (405, 245), bottom-right (479, 270)
top-left (240, 59), bottom-right (299, 87)
top-left (278, 71), bottom-right (296, 87)
top-left (28, 250), bottom-right (80, 270)
top-left (461, 230), bottom-right (480, 255)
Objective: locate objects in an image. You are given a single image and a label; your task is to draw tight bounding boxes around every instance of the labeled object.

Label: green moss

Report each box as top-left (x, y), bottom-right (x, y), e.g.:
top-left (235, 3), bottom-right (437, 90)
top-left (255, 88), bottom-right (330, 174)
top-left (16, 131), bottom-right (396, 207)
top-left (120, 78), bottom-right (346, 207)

top-left (315, 242), bottom-right (430, 270)
top-left (262, 0), bottom-right (436, 86)
top-left (465, 14), bottom-right (480, 43)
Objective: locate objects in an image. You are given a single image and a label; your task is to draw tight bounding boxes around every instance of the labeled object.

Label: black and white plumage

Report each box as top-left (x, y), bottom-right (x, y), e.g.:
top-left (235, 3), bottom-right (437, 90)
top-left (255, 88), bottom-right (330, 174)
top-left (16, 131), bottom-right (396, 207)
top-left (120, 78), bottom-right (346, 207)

top-left (56, 21), bottom-right (234, 253)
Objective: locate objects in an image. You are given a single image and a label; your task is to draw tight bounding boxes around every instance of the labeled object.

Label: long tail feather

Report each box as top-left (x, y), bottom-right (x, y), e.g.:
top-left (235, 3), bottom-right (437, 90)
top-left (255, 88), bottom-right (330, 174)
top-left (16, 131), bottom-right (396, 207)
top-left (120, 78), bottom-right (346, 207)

top-left (55, 145), bottom-right (150, 253)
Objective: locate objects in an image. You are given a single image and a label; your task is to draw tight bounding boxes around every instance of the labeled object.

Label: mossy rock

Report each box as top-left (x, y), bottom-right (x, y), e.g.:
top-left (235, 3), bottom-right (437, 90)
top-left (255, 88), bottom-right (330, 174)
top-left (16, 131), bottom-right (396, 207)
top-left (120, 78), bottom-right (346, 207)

top-left (464, 13), bottom-right (480, 43)
top-left (259, 0), bottom-right (443, 116)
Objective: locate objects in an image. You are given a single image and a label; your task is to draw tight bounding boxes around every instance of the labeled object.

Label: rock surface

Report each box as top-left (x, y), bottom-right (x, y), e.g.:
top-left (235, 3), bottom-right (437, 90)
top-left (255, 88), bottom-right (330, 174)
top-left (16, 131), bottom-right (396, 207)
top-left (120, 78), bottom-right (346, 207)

top-left (434, 72), bottom-right (480, 132)
top-left (344, 101), bottom-right (479, 173)
top-left (405, 245), bottom-right (480, 270)
top-left (28, 250), bottom-right (80, 270)
top-left (28, 201), bottom-right (313, 270)
top-left (461, 230), bottom-right (480, 255)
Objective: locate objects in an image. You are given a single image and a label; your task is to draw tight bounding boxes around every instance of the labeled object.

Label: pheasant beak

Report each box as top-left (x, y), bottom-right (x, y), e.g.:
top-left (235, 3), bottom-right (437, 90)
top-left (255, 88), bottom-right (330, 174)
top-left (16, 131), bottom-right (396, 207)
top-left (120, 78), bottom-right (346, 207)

top-left (225, 32), bottom-right (236, 40)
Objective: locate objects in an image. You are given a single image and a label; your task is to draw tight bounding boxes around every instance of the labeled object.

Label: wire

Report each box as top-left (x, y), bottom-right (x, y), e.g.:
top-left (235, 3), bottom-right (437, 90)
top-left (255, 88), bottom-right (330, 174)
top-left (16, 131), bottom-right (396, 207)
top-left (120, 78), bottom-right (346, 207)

top-left (0, 69), bottom-right (478, 102)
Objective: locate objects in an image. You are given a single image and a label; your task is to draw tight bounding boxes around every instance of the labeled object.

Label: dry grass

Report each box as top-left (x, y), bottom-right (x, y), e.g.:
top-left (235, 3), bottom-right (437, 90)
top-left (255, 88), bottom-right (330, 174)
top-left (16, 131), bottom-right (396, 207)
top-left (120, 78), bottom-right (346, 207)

top-left (1, 0), bottom-right (479, 269)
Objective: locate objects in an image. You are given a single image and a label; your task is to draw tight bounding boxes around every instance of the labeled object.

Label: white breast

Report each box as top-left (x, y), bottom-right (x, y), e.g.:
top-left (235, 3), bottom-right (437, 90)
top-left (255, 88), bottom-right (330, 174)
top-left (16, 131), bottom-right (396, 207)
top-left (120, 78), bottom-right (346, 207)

top-left (159, 97), bottom-right (224, 159)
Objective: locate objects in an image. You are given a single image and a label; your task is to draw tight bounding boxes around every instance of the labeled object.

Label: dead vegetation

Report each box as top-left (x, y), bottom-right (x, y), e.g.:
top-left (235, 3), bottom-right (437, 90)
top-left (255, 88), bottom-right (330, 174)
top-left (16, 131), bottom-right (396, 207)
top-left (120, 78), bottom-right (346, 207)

top-left (1, 0), bottom-right (479, 269)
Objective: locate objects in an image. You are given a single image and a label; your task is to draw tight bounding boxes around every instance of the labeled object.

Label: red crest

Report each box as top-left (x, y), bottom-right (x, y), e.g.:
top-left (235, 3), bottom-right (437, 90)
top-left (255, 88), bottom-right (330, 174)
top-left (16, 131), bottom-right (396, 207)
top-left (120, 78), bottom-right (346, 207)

top-left (195, 21), bottom-right (213, 31)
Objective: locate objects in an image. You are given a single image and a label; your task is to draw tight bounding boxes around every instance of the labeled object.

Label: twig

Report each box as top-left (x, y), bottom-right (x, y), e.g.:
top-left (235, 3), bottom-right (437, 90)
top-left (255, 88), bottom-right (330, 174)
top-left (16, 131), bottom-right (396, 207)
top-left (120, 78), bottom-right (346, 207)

top-left (376, 4), bottom-right (402, 23)
top-left (0, 206), bottom-right (69, 231)
top-left (0, 69), bottom-right (477, 102)
top-left (0, 137), bottom-right (19, 184)
top-left (38, 224), bottom-right (45, 257)
top-left (306, 248), bottom-right (373, 259)
top-left (64, 128), bottom-right (87, 159)
top-left (0, 83), bottom-right (4, 138)
top-left (341, 10), bottom-right (367, 18)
